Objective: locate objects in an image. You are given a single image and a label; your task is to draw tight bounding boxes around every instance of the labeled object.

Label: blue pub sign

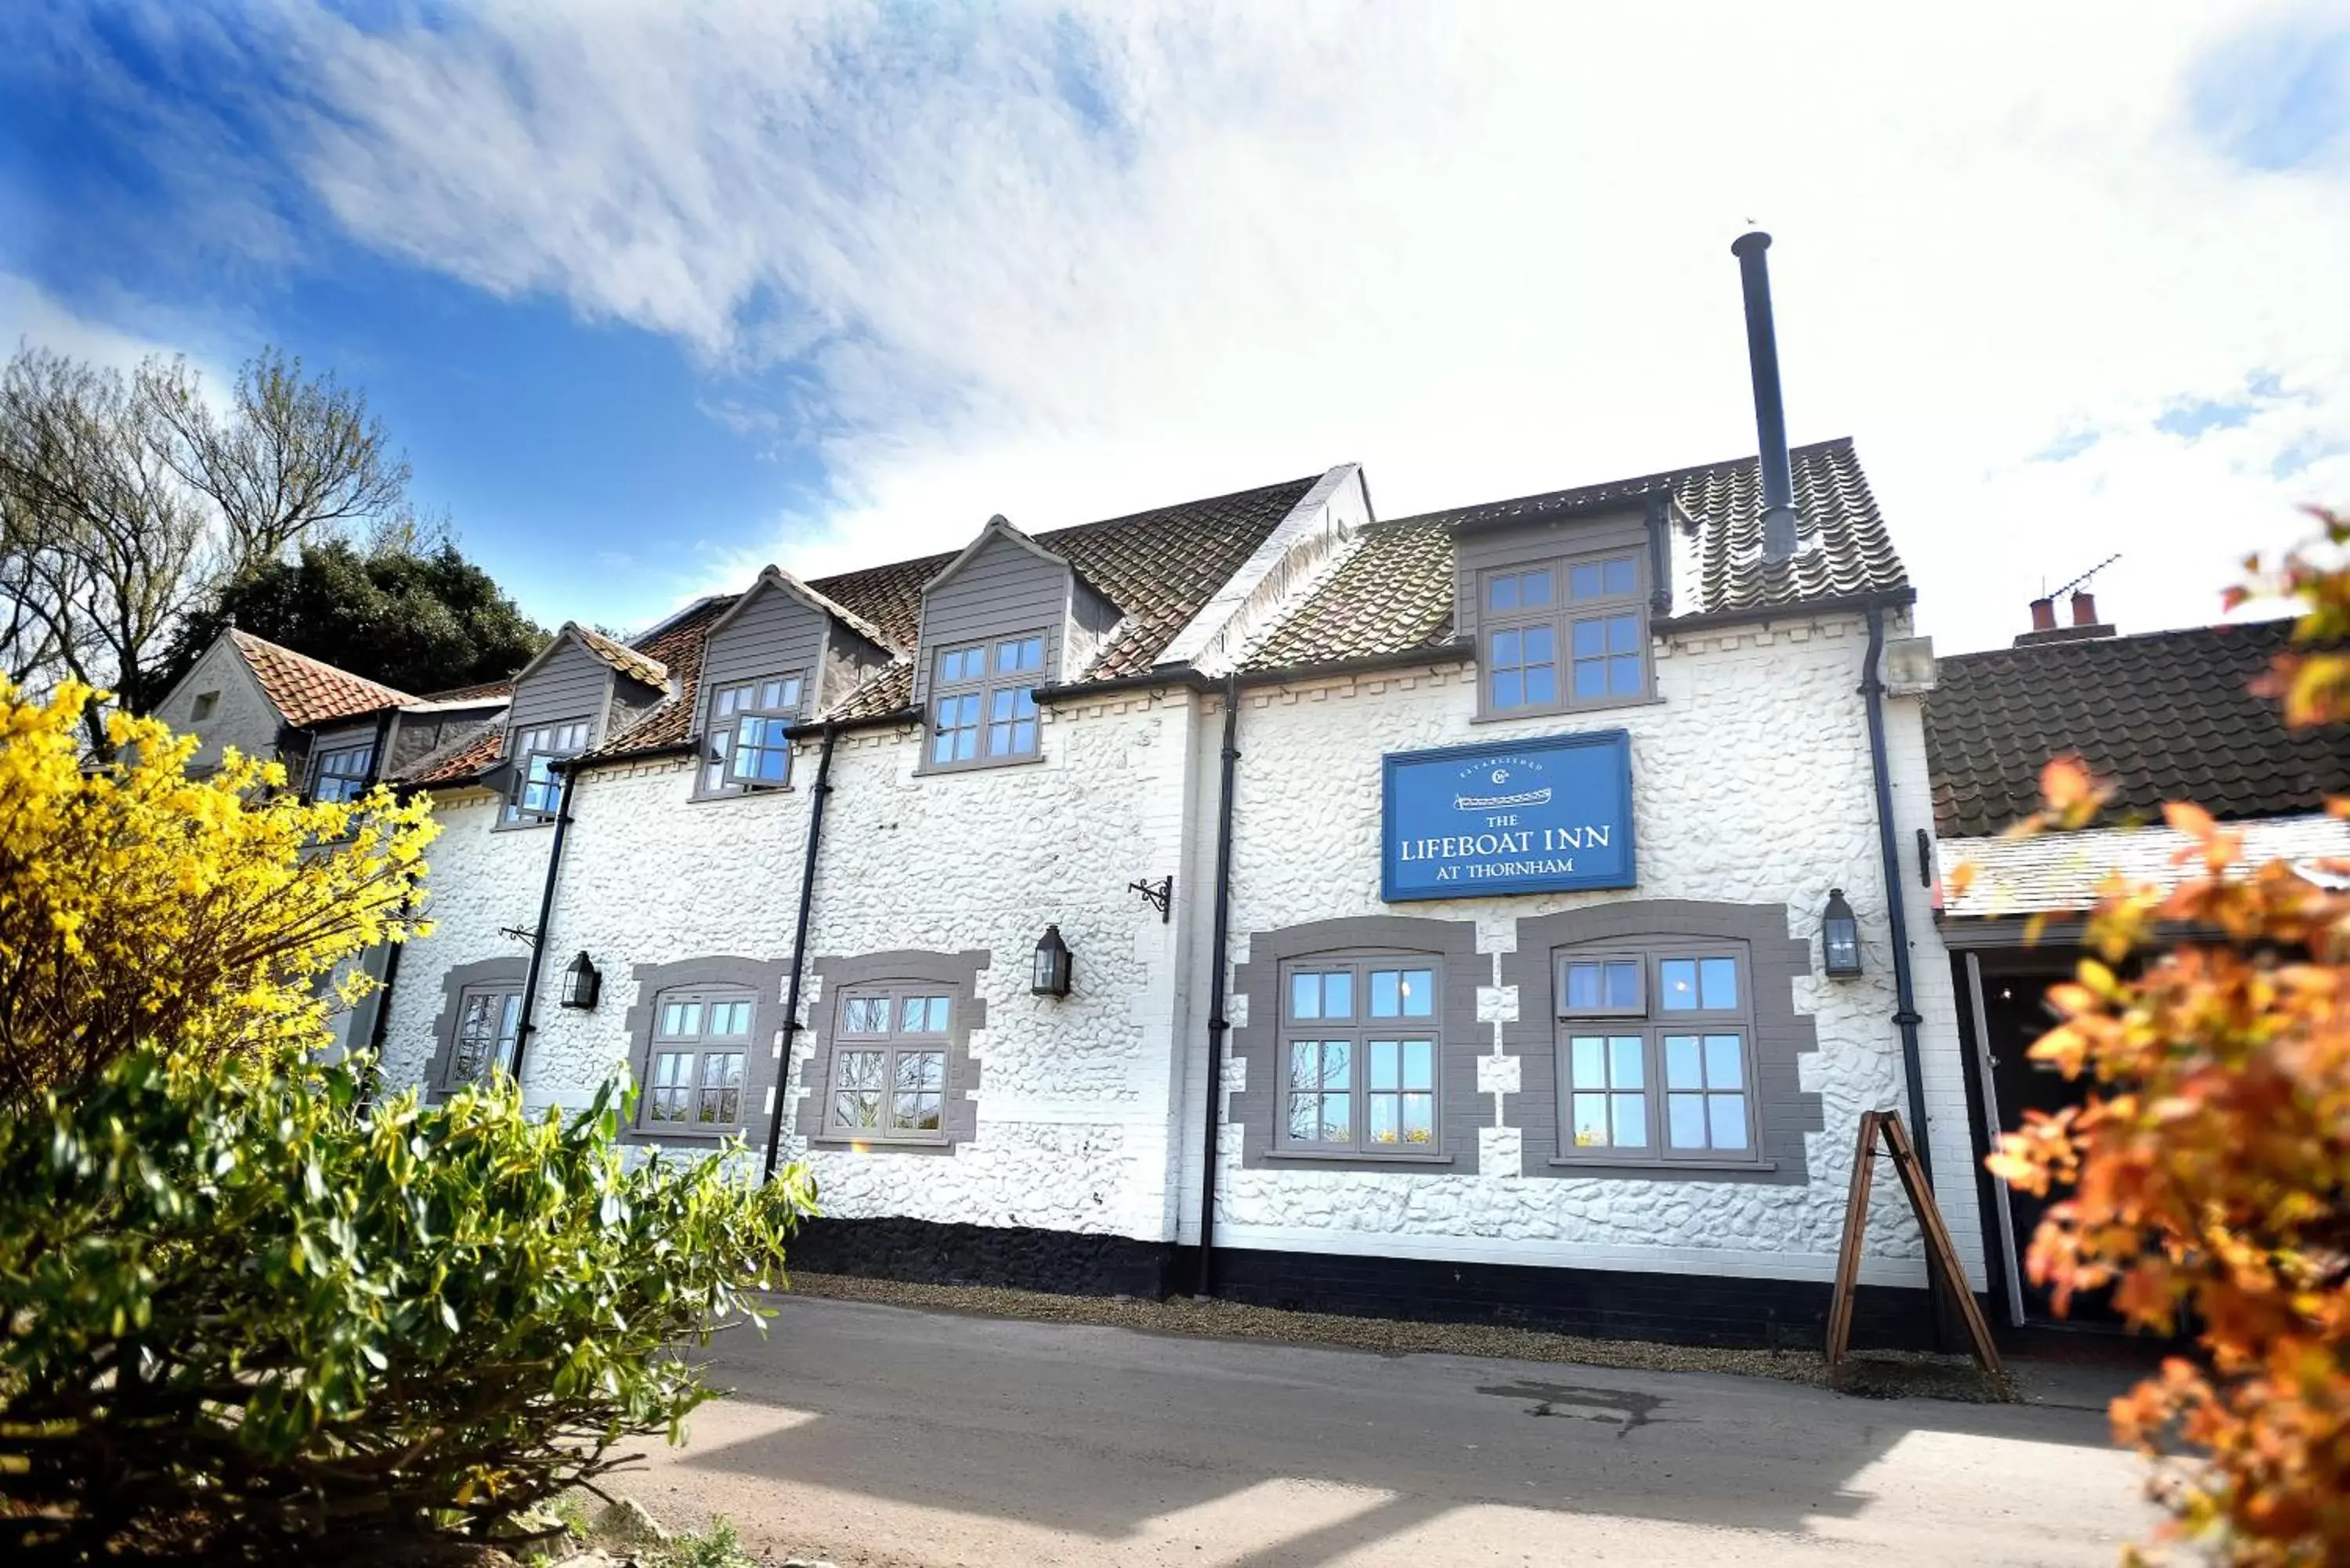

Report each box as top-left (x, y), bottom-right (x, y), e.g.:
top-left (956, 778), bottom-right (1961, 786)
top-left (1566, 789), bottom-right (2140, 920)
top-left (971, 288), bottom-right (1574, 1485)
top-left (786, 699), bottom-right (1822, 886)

top-left (1380, 730), bottom-right (1636, 901)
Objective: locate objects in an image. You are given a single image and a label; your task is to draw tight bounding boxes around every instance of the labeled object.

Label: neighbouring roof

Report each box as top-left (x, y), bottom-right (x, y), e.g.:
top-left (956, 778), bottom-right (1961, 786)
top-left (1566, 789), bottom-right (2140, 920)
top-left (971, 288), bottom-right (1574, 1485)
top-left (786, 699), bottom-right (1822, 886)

top-left (1936, 814), bottom-right (2350, 919)
top-left (1237, 438), bottom-right (1903, 672)
top-left (1923, 618), bottom-right (2350, 837)
top-left (228, 630), bottom-right (416, 728)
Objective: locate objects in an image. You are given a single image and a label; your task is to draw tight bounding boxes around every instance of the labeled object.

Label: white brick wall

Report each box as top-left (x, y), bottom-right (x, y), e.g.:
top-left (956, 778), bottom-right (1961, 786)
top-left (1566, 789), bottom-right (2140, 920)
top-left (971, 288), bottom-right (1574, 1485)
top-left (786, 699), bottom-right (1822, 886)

top-left (381, 692), bottom-right (1208, 1246)
top-left (376, 607), bottom-right (1986, 1294)
top-left (1169, 612), bottom-right (1961, 1290)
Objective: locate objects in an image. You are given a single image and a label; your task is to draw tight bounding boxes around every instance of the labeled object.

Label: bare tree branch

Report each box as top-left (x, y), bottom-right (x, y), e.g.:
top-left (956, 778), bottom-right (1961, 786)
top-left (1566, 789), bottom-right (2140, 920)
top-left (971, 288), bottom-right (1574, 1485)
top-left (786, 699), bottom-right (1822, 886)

top-left (0, 341), bottom-right (415, 743)
top-left (149, 347), bottom-right (411, 563)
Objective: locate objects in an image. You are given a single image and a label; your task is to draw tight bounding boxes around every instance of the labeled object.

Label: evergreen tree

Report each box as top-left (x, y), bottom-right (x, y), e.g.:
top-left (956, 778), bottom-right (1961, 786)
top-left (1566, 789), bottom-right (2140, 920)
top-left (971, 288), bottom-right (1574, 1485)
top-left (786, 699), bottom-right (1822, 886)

top-left (160, 537), bottom-right (548, 699)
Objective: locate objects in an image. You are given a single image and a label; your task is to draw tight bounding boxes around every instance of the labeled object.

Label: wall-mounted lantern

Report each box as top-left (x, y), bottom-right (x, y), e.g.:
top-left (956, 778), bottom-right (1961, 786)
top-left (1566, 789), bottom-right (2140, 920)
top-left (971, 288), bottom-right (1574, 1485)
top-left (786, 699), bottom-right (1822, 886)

top-left (561, 949), bottom-right (602, 1010)
top-left (1820, 890), bottom-right (1863, 978)
top-left (1032, 924), bottom-right (1073, 998)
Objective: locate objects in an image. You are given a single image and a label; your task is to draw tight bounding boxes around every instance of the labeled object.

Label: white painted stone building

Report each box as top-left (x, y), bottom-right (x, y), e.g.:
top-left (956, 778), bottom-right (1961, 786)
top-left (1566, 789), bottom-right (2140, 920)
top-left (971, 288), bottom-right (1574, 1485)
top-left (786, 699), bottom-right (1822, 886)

top-left (146, 235), bottom-right (2030, 1346)
top-left (313, 425), bottom-right (1979, 1348)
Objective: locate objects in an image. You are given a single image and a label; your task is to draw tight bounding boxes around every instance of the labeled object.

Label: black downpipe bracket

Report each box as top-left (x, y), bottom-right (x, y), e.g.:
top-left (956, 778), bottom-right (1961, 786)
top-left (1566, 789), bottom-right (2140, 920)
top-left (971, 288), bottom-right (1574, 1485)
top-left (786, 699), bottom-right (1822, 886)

top-left (1861, 605), bottom-right (1950, 1335)
top-left (508, 762), bottom-right (582, 1086)
top-left (765, 725), bottom-right (840, 1181)
top-left (1195, 674), bottom-right (1242, 1296)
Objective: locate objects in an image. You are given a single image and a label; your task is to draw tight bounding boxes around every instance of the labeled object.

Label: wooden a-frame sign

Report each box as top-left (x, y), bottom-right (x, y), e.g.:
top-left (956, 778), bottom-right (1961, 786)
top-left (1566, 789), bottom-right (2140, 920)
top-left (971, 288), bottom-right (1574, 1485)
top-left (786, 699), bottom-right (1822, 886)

top-left (1824, 1109), bottom-right (2003, 1376)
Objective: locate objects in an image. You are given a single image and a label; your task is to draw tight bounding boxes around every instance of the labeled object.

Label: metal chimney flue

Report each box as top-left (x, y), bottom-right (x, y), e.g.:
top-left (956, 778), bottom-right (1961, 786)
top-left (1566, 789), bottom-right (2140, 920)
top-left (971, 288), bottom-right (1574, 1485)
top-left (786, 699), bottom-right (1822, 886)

top-left (1731, 231), bottom-right (1799, 563)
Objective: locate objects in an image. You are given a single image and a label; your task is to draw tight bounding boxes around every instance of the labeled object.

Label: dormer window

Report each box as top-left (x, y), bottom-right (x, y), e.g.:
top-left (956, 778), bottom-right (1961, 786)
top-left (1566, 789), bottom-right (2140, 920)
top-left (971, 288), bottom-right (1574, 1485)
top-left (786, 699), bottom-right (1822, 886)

top-left (504, 719), bottom-right (588, 825)
top-left (1479, 551), bottom-right (1650, 718)
top-left (309, 739), bottom-right (375, 804)
top-left (703, 674), bottom-right (803, 795)
top-left (929, 633), bottom-right (1043, 769)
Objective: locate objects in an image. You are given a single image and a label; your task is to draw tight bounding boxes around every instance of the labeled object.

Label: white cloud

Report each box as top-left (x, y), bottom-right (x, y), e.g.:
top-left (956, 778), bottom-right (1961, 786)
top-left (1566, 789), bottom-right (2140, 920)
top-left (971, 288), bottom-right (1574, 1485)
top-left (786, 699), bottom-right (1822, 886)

top-left (0, 273), bottom-right (247, 420)
top-left (1, 273), bottom-right (190, 375)
top-left (262, 0), bottom-right (2350, 649)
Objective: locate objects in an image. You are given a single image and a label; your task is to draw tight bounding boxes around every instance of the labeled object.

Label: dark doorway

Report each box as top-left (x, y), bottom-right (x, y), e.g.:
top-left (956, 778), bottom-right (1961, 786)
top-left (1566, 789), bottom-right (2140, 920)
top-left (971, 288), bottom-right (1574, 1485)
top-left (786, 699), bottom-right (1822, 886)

top-left (1961, 952), bottom-right (2125, 1328)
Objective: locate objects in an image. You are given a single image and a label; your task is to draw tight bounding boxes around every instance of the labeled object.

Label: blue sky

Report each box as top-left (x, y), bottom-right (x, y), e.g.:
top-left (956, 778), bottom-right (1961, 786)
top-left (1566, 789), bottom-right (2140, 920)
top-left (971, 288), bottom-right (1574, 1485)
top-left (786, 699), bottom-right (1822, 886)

top-left (5, 1), bottom-right (2347, 652)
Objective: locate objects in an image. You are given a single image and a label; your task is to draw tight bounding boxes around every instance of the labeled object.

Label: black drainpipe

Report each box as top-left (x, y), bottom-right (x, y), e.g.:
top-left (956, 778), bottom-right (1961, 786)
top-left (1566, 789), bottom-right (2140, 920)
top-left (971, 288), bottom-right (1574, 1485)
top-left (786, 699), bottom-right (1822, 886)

top-left (764, 724), bottom-right (840, 1181)
top-left (1194, 673), bottom-right (1242, 1296)
top-left (508, 762), bottom-right (581, 1086)
top-left (1860, 606), bottom-right (1931, 1174)
top-left (1861, 603), bottom-right (1949, 1339)
top-left (367, 707), bottom-right (397, 788)
top-left (355, 911), bottom-right (407, 1105)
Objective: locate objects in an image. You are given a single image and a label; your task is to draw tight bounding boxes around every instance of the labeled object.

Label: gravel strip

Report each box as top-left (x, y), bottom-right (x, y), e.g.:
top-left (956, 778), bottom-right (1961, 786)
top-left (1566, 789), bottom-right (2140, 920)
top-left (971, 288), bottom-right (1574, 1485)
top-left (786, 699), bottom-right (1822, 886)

top-left (778, 1271), bottom-right (2014, 1403)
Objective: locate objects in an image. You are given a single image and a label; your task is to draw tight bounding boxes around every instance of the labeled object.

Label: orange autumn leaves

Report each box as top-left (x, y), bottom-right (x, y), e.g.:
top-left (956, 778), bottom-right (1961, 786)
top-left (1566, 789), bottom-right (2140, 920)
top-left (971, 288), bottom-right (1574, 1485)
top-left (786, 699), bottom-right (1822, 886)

top-left (1979, 508), bottom-right (2350, 1566)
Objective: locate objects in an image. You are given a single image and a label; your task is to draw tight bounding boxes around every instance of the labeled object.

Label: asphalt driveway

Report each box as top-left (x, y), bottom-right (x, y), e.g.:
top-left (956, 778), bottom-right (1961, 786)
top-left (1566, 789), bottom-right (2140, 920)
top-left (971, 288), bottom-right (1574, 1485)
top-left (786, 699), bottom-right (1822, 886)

top-left (624, 1295), bottom-right (2155, 1567)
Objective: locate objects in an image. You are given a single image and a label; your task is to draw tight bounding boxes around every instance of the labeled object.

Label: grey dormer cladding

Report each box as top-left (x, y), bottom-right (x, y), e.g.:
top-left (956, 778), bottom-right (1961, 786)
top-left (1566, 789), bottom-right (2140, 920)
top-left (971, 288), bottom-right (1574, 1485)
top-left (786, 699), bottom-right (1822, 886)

top-left (699, 576), bottom-right (827, 721)
top-left (696, 567), bottom-right (897, 742)
top-left (506, 633), bottom-right (623, 748)
top-left (912, 517), bottom-right (1117, 709)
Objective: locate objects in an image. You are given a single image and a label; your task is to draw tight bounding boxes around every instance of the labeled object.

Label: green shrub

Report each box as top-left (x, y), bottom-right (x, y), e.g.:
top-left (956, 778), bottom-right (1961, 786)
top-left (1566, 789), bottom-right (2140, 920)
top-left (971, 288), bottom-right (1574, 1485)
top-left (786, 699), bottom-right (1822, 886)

top-left (0, 1052), bottom-right (816, 1555)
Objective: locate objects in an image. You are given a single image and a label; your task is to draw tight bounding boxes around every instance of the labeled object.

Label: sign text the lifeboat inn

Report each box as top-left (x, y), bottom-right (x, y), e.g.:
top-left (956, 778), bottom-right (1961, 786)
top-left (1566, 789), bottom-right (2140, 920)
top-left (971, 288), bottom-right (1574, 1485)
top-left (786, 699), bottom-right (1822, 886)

top-left (1380, 731), bottom-right (1636, 901)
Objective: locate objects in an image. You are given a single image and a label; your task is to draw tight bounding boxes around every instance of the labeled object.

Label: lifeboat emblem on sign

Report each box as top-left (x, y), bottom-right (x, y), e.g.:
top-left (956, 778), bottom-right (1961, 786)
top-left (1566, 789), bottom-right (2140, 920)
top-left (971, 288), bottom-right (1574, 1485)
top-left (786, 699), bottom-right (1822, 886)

top-left (1453, 762), bottom-right (1552, 812)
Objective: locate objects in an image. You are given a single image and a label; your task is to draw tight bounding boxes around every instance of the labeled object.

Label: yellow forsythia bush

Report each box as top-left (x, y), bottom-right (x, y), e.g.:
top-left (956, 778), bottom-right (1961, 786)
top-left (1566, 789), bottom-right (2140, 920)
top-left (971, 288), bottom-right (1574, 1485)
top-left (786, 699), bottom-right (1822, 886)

top-left (0, 680), bottom-right (436, 1105)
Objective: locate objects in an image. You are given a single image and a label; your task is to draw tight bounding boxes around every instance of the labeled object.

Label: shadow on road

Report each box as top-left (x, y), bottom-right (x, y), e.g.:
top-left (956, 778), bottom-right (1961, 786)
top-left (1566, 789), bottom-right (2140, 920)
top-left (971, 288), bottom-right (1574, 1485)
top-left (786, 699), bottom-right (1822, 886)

top-left (642, 1295), bottom-right (2140, 1565)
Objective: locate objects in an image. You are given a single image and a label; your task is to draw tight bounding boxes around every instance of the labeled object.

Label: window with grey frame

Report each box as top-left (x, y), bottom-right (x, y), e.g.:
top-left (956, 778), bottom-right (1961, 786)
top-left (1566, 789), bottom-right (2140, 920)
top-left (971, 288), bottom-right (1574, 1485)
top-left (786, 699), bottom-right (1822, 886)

top-left (442, 983), bottom-right (522, 1092)
top-left (1479, 551), bottom-right (1650, 716)
top-left (1276, 955), bottom-right (1441, 1156)
top-left (639, 988), bottom-right (754, 1133)
top-left (822, 983), bottom-right (954, 1142)
top-left (702, 674), bottom-right (803, 795)
top-left (504, 718), bottom-right (590, 824)
top-left (928, 632), bottom-right (1044, 768)
top-left (1555, 943), bottom-right (1760, 1164)
top-left (308, 739), bottom-right (374, 803)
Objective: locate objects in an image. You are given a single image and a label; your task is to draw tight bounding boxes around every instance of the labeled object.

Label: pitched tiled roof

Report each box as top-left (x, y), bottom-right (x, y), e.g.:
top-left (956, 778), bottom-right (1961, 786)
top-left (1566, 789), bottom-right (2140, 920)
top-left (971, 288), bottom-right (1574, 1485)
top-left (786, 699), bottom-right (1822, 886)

top-left (1242, 520), bottom-right (1459, 670)
top-left (826, 661), bottom-right (916, 723)
top-left (229, 630), bottom-right (415, 727)
top-left (411, 443), bottom-right (1905, 782)
top-left (801, 476), bottom-right (1319, 681)
top-left (416, 678), bottom-right (515, 703)
top-left (576, 476), bottom-right (1318, 762)
top-left (584, 595), bottom-right (739, 753)
top-left (403, 721), bottom-right (507, 786)
top-left (1922, 618), bottom-right (2350, 837)
top-left (572, 624), bottom-right (671, 689)
top-left (1239, 438), bottom-right (1903, 672)
top-left (1672, 438), bottom-right (1905, 612)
